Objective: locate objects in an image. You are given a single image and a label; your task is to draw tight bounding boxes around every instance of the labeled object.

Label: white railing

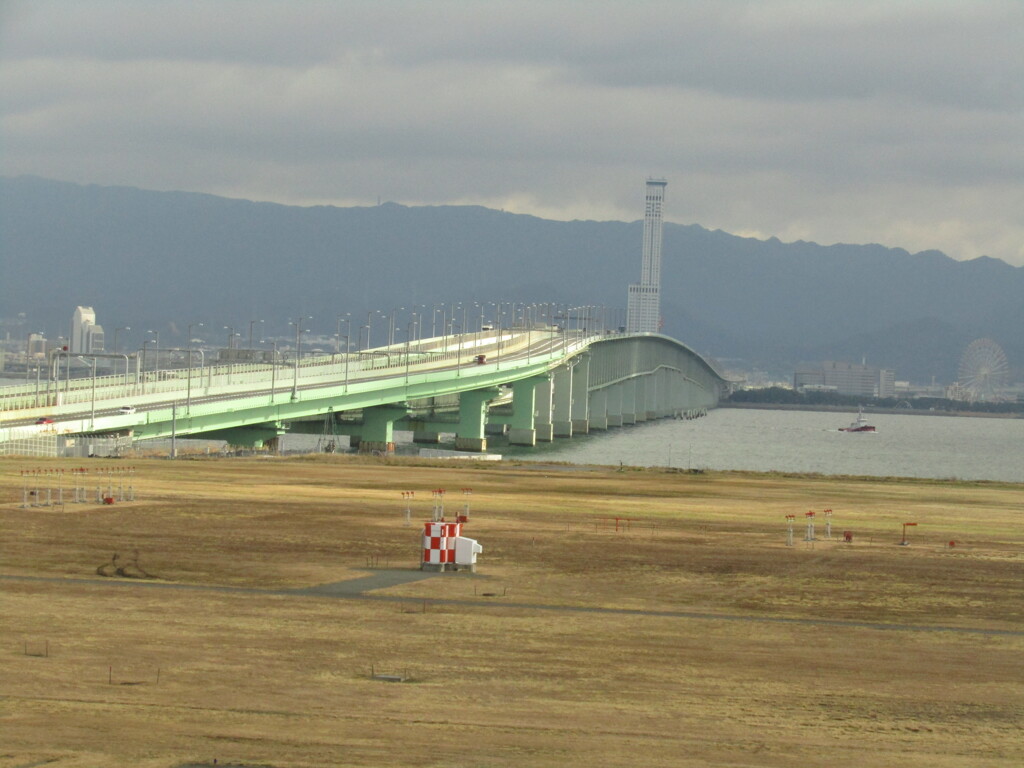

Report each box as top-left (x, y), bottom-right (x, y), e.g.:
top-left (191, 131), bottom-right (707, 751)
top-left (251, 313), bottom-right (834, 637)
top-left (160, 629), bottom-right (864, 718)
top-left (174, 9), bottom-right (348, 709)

top-left (0, 330), bottom-right (587, 422)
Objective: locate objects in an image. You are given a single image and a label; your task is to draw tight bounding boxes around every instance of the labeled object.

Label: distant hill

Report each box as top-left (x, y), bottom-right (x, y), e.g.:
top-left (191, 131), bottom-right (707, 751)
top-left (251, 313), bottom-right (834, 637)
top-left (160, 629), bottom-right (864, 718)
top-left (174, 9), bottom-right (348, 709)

top-left (1, 175), bottom-right (1021, 383)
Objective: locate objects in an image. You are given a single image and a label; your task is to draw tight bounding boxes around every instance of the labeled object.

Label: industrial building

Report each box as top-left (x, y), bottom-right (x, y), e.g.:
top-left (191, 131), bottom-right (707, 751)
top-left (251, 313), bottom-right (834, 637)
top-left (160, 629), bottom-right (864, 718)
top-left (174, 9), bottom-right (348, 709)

top-left (794, 361), bottom-right (896, 398)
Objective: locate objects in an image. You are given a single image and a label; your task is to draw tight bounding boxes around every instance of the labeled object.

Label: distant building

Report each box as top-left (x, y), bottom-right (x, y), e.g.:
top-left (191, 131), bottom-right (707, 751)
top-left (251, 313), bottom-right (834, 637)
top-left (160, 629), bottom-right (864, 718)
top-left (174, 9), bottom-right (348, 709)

top-left (27, 332), bottom-right (47, 358)
top-left (794, 361), bottom-right (895, 398)
top-left (71, 306), bottom-right (104, 353)
top-left (944, 382), bottom-right (967, 401)
top-left (626, 178), bottom-right (668, 334)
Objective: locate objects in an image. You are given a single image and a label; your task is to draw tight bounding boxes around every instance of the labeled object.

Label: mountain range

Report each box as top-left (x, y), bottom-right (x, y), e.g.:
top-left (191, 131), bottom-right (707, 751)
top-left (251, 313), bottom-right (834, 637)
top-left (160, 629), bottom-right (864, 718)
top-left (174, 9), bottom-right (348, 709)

top-left (1, 175), bottom-right (1021, 384)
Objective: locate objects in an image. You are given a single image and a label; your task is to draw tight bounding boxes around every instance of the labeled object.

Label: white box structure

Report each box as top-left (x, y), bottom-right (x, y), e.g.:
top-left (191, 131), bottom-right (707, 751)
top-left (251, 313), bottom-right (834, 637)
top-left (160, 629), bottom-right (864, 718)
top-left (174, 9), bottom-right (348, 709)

top-left (453, 536), bottom-right (482, 566)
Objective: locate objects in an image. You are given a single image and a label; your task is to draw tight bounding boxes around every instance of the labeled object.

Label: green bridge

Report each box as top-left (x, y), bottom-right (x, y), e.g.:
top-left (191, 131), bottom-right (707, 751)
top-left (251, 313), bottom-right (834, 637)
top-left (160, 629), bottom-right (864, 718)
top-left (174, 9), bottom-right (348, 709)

top-left (1, 329), bottom-right (728, 457)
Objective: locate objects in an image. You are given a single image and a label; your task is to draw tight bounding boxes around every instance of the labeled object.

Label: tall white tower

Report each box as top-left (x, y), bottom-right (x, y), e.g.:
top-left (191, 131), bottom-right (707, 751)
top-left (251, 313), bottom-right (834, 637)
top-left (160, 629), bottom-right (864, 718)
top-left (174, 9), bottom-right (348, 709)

top-left (71, 306), bottom-right (104, 353)
top-left (626, 178), bottom-right (667, 333)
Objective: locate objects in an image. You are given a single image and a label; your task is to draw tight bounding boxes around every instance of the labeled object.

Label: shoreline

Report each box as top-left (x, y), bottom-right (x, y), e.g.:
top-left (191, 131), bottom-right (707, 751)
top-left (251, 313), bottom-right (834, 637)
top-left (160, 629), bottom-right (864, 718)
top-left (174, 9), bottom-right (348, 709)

top-left (719, 401), bottom-right (1021, 419)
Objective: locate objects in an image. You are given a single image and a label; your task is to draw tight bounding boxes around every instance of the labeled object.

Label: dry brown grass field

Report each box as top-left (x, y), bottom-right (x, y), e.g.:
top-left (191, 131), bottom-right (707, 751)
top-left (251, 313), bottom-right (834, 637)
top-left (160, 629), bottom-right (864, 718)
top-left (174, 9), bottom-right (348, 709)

top-left (1, 454), bottom-right (1021, 767)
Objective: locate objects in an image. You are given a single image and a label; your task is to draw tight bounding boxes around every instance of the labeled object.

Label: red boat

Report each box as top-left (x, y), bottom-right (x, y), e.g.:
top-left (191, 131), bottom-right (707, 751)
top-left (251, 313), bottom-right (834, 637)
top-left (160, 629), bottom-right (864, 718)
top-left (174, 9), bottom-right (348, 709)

top-left (839, 407), bottom-right (876, 432)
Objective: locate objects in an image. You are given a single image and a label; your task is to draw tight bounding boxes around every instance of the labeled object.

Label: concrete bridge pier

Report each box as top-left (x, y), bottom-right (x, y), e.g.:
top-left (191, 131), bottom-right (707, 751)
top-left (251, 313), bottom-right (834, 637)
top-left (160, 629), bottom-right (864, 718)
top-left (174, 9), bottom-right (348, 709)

top-left (605, 383), bottom-right (623, 427)
top-left (647, 369), bottom-right (661, 419)
top-left (650, 368), bottom-right (668, 419)
top-left (534, 378), bottom-right (554, 442)
top-left (507, 376), bottom-right (546, 446)
top-left (634, 377), bottom-right (650, 423)
top-left (661, 369), bottom-right (677, 418)
top-left (199, 423), bottom-right (286, 450)
top-left (621, 379), bottom-right (637, 425)
top-left (552, 364), bottom-right (574, 438)
top-left (671, 371), bottom-right (685, 416)
top-left (455, 387), bottom-right (500, 452)
top-left (666, 370), bottom-right (685, 418)
top-left (570, 354), bottom-right (590, 434)
top-left (358, 405), bottom-right (408, 454)
top-left (408, 419), bottom-right (442, 444)
top-left (588, 387), bottom-right (608, 430)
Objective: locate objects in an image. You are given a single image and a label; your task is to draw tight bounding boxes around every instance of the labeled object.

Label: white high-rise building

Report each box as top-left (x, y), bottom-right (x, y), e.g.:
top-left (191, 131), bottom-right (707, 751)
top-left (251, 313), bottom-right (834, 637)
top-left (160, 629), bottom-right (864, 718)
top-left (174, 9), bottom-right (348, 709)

top-left (626, 178), bottom-right (667, 333)
top-left (71, 306), bottom-right (105, 353)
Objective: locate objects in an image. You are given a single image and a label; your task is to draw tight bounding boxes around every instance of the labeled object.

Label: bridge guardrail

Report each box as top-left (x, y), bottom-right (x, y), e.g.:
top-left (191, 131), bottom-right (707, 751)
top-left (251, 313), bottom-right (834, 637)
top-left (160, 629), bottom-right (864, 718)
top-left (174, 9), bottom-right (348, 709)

top-left (0, 330), bottom-right (578, 422)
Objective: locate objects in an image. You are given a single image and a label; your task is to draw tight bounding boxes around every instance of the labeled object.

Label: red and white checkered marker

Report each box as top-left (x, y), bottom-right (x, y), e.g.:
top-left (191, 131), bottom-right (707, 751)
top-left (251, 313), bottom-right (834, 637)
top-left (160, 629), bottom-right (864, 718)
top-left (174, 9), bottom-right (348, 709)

top-left (422, 521), bottom-right (462, 565)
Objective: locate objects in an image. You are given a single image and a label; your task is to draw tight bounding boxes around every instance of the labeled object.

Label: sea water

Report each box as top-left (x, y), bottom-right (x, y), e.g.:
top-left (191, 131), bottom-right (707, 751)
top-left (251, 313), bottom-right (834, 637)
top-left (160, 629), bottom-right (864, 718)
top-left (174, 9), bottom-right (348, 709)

top-left (497, 408), bottom-right (1024, 483)
top-left (30, 400), bottom-right (1023, 483)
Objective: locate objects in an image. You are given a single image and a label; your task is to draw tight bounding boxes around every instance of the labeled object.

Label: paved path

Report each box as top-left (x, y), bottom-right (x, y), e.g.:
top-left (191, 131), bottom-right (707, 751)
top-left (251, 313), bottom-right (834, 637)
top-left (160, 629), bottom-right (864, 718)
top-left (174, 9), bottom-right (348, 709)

top-left (291, 569), bottom-right (438, 596)
top-left (3, 572), bottom-right (1021, 638)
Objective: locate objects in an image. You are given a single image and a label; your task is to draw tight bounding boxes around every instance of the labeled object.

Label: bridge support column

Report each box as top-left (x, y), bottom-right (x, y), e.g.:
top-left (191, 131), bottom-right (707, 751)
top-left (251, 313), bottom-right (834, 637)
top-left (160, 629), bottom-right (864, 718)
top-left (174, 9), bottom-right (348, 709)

top-left (634, 377), bottom-right (650, 423)
top-left (665, 371), bottom-right (678, 417)
top-left (621, 379), bottom-right (637, 425)
top-left (552, 364), bottom-right (573, 437)
top-left (570, 355), bottom-right (590, 434)
top-left (645, 371), bottom-right (659, 420)
top-left (606, 383), bottom-right (623, 427)
top-left (589, 387), bottom-right (608, 430)
top-left (455, 387), bottom-right (499, 452)
top-left (199, 423), bottom-right (286, 450)
top-left (651, 369), bottom-right (668, 419)
top-left (405, 418), bottom-right (442, 444)
top-left (534, 378), bottom-right (554, 442)
top-left (508, 376), bottom-right (546, 446)
top-left (674, 371), bottom-right (685, 416)
top-left (359, 405), bottom-right (407, 454)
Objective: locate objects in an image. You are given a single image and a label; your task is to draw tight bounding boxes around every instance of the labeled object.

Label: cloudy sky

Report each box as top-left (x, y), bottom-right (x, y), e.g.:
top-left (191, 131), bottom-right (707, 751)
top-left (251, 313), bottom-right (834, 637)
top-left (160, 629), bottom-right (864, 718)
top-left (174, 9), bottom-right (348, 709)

top-left (2, 0), bottom-right (1022, 266)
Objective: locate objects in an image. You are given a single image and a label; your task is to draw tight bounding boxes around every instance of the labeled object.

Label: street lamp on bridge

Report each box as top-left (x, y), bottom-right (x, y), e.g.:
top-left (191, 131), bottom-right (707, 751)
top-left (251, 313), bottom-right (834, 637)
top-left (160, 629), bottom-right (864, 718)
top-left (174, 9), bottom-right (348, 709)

top-left (365, 310), bottom-right (386, 350)
top-left (387, 307), bottom-right (405, 346)
top-left (248, 319), bottom-right (263, 351)
top-left (289, 316), bottom-right (310, 400)
top-left (431, 304), bottom-right (443, 338)
top-left (187, 322), bottom-right (204, 410)
top-left (146, 330), bottom-right (159, 373)
top-left (335, 313), bottom-right (351, 356)
top-left (113, 326), bottom-right (130, 354)
top-left (140, 339), bottom-right (153, 393)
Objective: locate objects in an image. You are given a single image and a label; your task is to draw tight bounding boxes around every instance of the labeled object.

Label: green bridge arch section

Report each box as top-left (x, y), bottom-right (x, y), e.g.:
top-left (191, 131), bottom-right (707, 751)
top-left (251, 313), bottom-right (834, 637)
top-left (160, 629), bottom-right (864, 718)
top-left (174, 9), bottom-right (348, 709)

top-left (124, 334), bottom-right (728, 452)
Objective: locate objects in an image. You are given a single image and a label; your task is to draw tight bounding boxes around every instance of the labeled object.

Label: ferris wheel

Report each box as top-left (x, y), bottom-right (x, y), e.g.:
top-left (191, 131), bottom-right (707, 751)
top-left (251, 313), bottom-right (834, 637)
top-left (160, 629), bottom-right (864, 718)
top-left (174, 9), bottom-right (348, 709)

top-left (958, 338), bottom-right (1010, 400)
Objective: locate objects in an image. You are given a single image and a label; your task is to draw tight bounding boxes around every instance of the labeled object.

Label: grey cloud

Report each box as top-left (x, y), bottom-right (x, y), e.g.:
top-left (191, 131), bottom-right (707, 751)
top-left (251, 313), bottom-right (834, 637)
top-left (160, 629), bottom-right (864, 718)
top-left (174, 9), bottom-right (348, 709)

top-left (5, 1), bottom-right (1020, 113)
top-left (563, 4), bottom-right (1024, 111)
top-left (1, 0), bottom-right (1022, 266)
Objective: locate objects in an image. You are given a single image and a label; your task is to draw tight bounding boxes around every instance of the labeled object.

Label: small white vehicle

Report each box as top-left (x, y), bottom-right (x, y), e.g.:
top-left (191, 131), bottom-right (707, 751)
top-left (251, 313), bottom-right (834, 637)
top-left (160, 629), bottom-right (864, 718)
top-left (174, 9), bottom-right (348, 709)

top-left (118, 405), bottom-right (136, 414)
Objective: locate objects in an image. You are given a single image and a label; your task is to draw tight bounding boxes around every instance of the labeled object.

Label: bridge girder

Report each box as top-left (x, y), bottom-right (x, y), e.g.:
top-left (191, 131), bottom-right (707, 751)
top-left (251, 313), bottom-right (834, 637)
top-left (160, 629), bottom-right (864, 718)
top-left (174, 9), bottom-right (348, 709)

top-left (7, 332), bottom-right (728, 454)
